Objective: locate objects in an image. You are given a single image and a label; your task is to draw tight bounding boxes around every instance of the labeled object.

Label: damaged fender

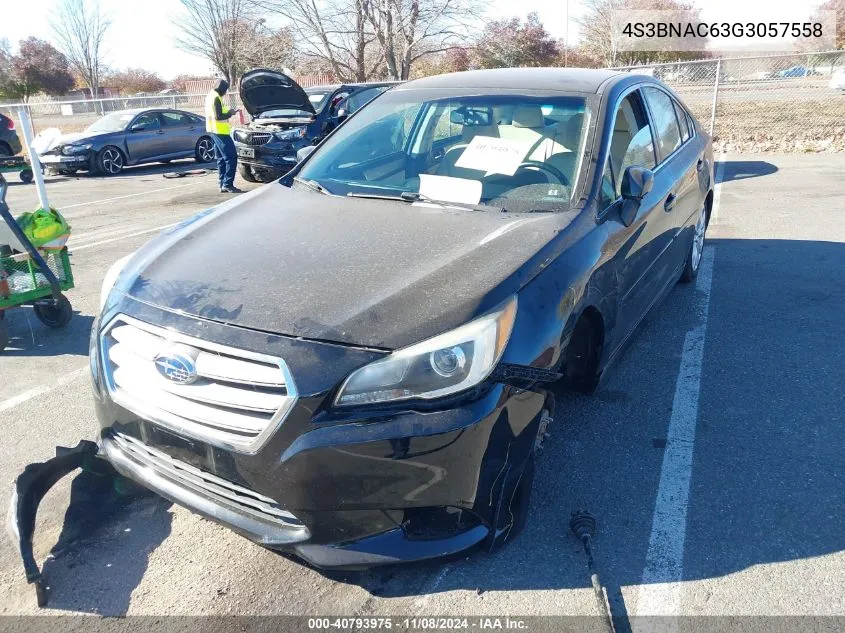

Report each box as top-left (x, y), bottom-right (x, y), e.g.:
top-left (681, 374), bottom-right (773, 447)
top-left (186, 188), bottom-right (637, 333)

top-left (6, 440), bottom-right (111, 607)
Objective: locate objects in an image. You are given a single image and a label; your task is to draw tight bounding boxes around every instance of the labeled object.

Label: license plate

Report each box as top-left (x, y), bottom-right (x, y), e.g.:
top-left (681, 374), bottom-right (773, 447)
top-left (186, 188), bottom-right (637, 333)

top-left (237, 147), bottom-right (255, 159)
top-left (39, 155), bottom-right (75, 164)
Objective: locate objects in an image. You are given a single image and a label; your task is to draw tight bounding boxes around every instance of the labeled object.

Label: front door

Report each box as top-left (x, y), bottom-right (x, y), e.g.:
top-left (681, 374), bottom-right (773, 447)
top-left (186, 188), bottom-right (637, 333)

top-left (125, 112), bottom-right (168, 162)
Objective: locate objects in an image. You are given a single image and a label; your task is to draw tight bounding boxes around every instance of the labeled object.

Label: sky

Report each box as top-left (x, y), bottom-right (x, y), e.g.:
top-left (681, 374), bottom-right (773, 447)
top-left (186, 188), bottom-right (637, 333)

top-left (0, 0), bottom-right (829, 80)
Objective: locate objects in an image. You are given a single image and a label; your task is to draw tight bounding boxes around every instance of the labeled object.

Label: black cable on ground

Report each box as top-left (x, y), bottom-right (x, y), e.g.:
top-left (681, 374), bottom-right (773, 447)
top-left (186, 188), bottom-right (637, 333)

top-left (570, 510), bottom-right (616, 633)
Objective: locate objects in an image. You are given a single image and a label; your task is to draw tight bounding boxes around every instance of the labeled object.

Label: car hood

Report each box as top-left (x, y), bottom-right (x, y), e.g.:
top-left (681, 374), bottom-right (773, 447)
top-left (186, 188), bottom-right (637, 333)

top-left (117, 185), bottom-right (574, 349)
top-left (36, 130), bottom-right (116, 154)
top-left (239, 69), bottom-right (315, 117)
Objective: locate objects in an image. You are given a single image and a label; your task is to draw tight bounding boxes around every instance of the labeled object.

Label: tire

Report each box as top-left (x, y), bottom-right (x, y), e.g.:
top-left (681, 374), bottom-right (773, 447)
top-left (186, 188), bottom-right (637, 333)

top-left (680, 205), bottom-right (707, 283)
top-left (238, 162), bottom-right (258, 183)
top-left (33, 295), bottom-right (73, 328)
top-left (0, 142), bottom-right (11, 157)
top-left (96, 146), bottom-right (125, 176)
top-left (195, 136), bottom-right (215, 163)
top-left (19, 169), bottom-right (33, 183)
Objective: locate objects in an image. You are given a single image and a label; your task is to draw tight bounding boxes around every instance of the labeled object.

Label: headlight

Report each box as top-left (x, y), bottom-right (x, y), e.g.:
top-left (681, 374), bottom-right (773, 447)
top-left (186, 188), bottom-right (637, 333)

top-left (335, 297), bottom-right (517, 407)
top-left (62, 143), bottom-right (92, 155)
top-left (274, 127), bottom-right (307, 141)
top-left (99, 254), bottom-right (133, 311)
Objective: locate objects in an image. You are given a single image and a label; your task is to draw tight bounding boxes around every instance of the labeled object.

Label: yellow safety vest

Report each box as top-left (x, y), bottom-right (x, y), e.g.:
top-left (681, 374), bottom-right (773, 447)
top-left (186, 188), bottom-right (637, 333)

top-left (205, 90), bottom-right (231, 135)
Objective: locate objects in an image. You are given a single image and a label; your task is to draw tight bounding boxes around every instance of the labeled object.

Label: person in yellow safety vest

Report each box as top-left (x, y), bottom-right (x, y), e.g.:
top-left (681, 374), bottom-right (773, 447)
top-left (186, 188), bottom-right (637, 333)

top-left (205, 79), bottom-right (243, 193)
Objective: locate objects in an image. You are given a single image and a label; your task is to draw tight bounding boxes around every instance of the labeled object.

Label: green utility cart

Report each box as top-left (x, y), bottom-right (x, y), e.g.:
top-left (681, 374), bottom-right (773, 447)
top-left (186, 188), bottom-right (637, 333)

top-left (0, 173), bottom-right (74, 351)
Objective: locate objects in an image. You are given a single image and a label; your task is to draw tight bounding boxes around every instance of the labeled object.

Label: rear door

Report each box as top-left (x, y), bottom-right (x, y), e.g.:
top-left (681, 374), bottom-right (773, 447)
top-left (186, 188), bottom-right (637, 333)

top-left (160, 111), bottom-right (199, 155)
top-left (124, 112), bottom-right (168, 162)
top-left (641, 86), bottom-right (704, 273)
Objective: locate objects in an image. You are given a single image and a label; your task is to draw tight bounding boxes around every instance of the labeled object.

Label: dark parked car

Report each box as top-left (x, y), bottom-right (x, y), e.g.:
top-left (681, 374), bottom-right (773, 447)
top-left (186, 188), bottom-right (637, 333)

top-left (233, 69), bottom-right (396, 182)
top-left (14, 68), bottom-right (713, 576)
top-left (37, 108), bottom-right (215, 176)
top-left (0, 112), bottom-right (23, 157)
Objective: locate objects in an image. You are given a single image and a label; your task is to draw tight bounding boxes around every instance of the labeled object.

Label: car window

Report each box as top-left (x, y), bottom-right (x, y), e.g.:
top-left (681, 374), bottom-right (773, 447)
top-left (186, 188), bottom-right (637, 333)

top-left (686, 111), bottom-right (696, 137)
top-left (672, 100), bottom-right (690, 142)
top-left (161, 111), bottom-right (193, 127)
top-left (132, 113), bottom-right (161, 131)
top-left (598, 162), bottom-right (616, 211)
top-left (344, 87), bottom-right (389, 114)
top-left (606, 91), bottom-right (656, 199)
top-left (642, 87), bottom-right (681, 161)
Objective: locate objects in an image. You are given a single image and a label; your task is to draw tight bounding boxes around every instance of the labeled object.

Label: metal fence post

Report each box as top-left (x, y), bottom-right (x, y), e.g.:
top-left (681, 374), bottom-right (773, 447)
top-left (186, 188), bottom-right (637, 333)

top-left (709, 58), bottom-right (721, 138)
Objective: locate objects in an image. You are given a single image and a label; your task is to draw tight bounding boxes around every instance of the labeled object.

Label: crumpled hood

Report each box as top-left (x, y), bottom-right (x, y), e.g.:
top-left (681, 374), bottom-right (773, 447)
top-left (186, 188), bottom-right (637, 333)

top-left (118, 185), bottom-right (574, 349)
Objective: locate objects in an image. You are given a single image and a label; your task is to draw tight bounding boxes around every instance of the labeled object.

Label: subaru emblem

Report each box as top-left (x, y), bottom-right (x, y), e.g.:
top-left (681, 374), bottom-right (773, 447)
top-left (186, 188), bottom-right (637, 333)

top-left (154, 345), bottom-right (199, 385)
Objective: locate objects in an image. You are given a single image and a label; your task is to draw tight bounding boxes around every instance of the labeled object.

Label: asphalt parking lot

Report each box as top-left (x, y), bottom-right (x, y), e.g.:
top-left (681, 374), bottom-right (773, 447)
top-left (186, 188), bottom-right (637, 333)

top-left (0, 155), bottom-right (843, 627)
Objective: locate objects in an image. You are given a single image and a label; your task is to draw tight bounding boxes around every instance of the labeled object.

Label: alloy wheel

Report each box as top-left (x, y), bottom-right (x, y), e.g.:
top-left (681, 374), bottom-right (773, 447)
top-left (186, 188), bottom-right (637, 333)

top-left (691, 207), bottom-right (706, 271)
top-left (197, 138), bottom-right (214, 162)
top-left (101, 147), bottom-right (123, 175)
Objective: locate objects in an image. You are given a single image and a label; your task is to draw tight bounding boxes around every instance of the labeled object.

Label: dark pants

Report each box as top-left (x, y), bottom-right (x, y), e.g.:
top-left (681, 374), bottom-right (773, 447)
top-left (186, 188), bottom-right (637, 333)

top-left (210, 134), bottom-right (236, 188)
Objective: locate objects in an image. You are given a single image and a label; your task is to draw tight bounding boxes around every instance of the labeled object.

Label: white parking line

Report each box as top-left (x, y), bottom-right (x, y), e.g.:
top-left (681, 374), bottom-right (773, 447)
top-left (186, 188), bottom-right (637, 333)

top-left (0, 367), bottom-right (88, 413)
top-left (72, 222), bottom-right (178, 250)
top-left (61, 181), bottom-right (205, 210)
top-left (635, 245), bottom-right (715, 620)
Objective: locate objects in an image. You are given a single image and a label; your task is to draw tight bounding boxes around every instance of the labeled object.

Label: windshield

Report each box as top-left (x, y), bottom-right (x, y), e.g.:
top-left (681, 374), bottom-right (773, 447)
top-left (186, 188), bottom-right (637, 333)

top-left (297, 90), bottom-right (590, 212)
top-left (86, 112), bottom-right (135, 133)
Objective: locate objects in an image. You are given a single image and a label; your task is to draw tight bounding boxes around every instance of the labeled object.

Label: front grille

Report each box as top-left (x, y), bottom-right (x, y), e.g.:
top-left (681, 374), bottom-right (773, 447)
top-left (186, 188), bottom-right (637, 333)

top-left (111, 432), bottom-right (303, 527)
top-left (234, 130), bottom-right (272, 146)
top-left (101, 315), bottom-right (297, 453)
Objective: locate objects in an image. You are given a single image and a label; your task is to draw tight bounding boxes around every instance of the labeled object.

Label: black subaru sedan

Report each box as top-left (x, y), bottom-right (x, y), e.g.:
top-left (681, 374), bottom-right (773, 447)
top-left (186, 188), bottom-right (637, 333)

top-left (233, 69), bottom-right (396, 183)
top-left (74, 68), bottom-right (712, 569)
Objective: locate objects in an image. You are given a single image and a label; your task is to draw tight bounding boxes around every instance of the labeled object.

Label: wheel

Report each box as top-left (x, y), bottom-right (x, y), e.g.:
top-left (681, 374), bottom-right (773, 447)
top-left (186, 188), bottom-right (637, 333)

top-left (33, 295), bottom-right (73, 328)
top-left (96, 146), bottom-right (124, 176)
top-left (680, 205), bottom-right (707, 283)
top-left (238, 162), bottom-right (258, 183)
top-left (0, 317), bottom-right (8, 352)
top-left (19, 169), bottom-right (33, 183)
top-left (195, 136), bottom-right (215, 163)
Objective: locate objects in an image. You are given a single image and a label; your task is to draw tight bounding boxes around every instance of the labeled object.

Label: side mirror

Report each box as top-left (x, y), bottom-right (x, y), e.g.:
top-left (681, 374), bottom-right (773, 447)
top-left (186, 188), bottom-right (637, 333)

top-left (129, 123), bottom-right (146, 132)
top-left (618, 166), bottom-right (654, 227)
top-left (296, 145), bottom-right (315, 162)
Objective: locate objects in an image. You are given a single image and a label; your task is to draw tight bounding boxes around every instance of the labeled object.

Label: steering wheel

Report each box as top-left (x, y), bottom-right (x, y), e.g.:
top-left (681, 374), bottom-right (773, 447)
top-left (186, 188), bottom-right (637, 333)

top-left (513, 160), bottom-right (569, 186)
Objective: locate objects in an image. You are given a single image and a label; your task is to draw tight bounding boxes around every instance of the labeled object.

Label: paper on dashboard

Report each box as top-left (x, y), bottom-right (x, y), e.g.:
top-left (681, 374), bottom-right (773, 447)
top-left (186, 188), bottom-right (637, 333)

top-left (455, 136), bottom-right (532, 176)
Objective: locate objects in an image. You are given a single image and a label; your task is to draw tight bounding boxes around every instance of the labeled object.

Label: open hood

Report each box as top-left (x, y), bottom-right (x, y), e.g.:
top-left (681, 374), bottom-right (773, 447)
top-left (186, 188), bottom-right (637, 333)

top-left (239, 69), bottom-right (315, 117)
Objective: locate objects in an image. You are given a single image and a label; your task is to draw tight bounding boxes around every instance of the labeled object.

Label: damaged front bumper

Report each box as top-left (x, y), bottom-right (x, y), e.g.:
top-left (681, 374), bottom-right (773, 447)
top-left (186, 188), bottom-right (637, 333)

top-left (6, 440), bottom-right (107, 607)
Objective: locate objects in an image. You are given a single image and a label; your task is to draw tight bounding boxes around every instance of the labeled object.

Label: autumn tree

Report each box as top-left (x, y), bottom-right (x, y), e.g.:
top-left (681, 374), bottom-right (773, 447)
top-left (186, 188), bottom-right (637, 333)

top-left (811, 0), bottom-right (844, 48)
top-left (51, 0), bottom-right (111, 98)
top-left (473, 12), bottom-right (559, 69)
top-left (169, 74), bottom-right (215, 92)
top-left (107, 68), bottom-right (167, 95)
top-left (3, 38), bottom-right (75, 101)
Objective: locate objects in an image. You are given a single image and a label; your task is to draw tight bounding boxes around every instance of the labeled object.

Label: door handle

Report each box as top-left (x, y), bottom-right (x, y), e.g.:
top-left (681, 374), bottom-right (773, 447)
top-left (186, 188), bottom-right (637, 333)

top-left (664, 193), bottom-right (676, 212)
top-left (156, 130), bottom-right (165, 135)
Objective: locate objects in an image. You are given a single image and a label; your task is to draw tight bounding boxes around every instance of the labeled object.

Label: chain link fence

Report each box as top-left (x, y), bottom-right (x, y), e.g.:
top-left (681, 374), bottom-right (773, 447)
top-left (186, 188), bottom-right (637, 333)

top-left (612, 50), bottom-right (845, 153)
top-left (2, 52), bottom-right (845, 152)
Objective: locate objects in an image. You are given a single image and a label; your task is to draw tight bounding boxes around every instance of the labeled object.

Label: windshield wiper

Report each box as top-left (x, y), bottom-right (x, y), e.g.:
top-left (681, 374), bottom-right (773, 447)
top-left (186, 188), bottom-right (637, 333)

top-left (348, 191), bottom-right (504, 213)
top-left (293, 177), bottom-right (328, 194)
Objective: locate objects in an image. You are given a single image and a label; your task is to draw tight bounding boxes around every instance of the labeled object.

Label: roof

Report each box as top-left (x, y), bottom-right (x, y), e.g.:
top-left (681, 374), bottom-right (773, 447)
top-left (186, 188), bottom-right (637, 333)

top-left (108, 107), bottom-right (196, 116)
top-left (399, 68), bottom-right (623, 94)
top-left (306, 81), bottom-right (402, 92)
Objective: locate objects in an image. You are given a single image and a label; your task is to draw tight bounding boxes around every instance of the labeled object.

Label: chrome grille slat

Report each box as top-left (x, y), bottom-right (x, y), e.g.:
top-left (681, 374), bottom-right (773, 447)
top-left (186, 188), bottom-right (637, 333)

top-left (113, 433), bottom-right (302, 526)
top-left (101, 315), bottom-right (298, 453)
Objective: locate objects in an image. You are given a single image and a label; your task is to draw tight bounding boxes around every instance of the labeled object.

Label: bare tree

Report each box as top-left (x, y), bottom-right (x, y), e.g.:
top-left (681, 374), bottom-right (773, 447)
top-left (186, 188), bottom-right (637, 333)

top-left (260, 0), bottom-right (381, 82)
top-left (364, 0), bottom-right (482, 80)
top-left (174, 0), bottom-right (257, 83)
top-left (51, 0), bottom-right (111, 99)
